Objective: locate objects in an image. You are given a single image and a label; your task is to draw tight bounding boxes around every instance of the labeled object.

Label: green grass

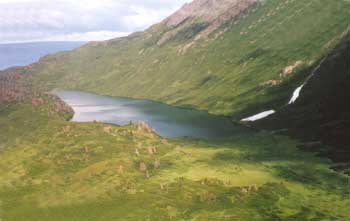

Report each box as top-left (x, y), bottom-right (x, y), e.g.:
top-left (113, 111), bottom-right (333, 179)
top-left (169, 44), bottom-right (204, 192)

top-left (1, 97), bottom-right (350, 220)
top-left (20, 0), bottom-right (350, 118)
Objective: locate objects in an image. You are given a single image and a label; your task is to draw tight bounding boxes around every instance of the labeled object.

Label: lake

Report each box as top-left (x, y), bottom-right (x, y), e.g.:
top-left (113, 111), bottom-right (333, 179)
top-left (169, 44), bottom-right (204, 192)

top-left (56, 91), bottom-right (243, 139)
top-left (0, 41), bottom-right (85, 70)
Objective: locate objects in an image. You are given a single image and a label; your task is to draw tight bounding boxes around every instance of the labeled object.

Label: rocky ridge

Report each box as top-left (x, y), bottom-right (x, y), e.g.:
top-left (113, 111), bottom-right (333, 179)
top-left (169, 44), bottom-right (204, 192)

top-left (157, 0), bottom-right (261, 46)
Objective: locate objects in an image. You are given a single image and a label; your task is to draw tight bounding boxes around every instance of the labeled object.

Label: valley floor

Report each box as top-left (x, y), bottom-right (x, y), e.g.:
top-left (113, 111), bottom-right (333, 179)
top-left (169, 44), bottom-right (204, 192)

top-left (0, 95), bottom-right (350, 221)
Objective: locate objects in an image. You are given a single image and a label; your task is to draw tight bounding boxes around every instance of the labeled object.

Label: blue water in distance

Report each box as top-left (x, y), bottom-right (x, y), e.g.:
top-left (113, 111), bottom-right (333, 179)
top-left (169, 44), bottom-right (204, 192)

top-left (56, 90), bottom-right (243, 139)
top-left (0, 41), bottom-right (85, 70)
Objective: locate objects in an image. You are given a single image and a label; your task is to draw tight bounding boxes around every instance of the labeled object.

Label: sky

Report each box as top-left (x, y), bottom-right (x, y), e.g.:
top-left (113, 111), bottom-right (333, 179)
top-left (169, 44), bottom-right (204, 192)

top-left (0, 0), bottom-right (191, 43)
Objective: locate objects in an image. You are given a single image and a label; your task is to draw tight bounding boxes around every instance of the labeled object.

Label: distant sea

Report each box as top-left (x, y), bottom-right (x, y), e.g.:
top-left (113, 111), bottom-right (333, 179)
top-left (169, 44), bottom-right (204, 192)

top-left (0, 41), bottom-right (85, 70)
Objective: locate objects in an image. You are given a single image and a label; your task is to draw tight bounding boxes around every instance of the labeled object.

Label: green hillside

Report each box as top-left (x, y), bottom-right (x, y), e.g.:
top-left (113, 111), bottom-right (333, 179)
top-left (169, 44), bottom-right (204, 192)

top-left (24, 0), bottom-right (350, 117)
top-left (1, 91), bottom-right (350, 220)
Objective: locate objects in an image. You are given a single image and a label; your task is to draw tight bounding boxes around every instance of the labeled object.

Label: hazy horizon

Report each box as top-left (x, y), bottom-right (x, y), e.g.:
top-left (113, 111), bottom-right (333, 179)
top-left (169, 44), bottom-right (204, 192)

top-left (0, 41), bottom-right (85, 70)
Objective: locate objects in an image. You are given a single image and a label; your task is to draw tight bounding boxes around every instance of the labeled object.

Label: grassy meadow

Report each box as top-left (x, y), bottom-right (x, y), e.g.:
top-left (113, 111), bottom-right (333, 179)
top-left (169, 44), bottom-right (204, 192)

top-left (0, 97), bottom-right (349, 221)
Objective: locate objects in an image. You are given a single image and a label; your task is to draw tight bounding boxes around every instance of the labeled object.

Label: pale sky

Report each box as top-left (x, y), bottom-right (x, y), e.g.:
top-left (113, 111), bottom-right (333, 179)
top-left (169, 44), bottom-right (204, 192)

top-left (0, 0), bottom-right (191, 43)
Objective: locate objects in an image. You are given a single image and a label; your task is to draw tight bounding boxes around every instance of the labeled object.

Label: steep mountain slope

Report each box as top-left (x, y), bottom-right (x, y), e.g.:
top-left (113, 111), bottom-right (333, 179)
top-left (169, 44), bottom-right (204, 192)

top-left (21, 0), bottom-right (350, 116)
top-left (255, 35), bottom-right (350, 166)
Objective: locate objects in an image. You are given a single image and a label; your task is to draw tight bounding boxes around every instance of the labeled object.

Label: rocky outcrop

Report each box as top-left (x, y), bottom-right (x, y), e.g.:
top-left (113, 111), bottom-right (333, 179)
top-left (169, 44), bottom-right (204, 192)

top-left (261, 79), bottom-right (282, 87)
top-left (157, 0), bottom-right (261, 45)
top-left (163, 0), bottom-right (259, 28)
top-left (136, 121), bottom-right (155, 133)
top-left (280, 61), bottom-right (303, 77)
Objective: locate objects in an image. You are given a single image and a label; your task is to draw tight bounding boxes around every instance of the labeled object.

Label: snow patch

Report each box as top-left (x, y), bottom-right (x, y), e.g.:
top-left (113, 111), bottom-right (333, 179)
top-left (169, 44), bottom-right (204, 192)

top-left (288, 84), bottom-right (304, 104)
top-left (241, 110), bottom-right (276, 122)
top-left (287, 57), bottom-right (327, 105)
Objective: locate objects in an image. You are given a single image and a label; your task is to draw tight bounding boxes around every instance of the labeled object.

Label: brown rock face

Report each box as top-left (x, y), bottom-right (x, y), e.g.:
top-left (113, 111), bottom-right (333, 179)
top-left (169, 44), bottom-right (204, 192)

top-left (136, 121), bottom-right (154, 133)
top-left (158, 0), bottom-right (261, 45)
top-left (280, 61), bottom-right (304, 77)
top-left (164, 0), bottom-right (258, 27)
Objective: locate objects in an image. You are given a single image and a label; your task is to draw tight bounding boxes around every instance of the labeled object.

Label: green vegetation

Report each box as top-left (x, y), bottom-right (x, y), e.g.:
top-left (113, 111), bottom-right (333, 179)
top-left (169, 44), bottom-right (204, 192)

top-left (1, 96), bottom-right (350, 221)
top-left (23, 0), bottom-right (350, 117)
top-left (1, 1), bottom-right (350, 220)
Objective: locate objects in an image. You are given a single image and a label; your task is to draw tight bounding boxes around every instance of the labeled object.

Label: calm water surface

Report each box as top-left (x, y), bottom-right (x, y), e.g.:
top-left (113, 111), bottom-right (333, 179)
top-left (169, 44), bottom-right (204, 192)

top-left (0, 42), bottom-right (85, 70)
top-left (56, 91), bottom-right (243, 139)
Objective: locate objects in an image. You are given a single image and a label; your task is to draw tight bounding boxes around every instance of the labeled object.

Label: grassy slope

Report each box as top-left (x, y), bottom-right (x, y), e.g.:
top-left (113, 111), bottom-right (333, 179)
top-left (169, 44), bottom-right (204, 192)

top-left (1, 96), bottom-right (350, 220)
top-left (25, 0), bottom-right (350, 117)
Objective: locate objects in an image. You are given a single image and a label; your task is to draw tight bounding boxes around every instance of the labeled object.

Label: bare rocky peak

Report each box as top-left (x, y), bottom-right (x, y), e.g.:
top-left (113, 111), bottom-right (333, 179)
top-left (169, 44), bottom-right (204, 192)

top-left (165, 0), bottom-right (252, 26)
top-left (158, 0), bottom-right (261, 46)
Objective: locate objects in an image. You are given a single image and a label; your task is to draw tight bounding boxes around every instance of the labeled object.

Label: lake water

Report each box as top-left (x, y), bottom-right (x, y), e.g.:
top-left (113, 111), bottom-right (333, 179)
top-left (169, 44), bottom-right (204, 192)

top-left (56, 91), bottom-right (243, 139)
top-left (0, 41), bottom-right (85, 70)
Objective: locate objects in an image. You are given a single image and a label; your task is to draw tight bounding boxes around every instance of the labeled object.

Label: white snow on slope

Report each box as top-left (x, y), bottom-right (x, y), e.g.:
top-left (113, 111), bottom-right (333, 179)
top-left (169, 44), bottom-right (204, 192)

top-left (241, 57), bottom-right (328, 122)
top-left (288, 57), bottom-right (327, 104)
top-left (241, 110), bottom-right (276, 122)
top-left (288, 84), bottom-right (304, 104)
